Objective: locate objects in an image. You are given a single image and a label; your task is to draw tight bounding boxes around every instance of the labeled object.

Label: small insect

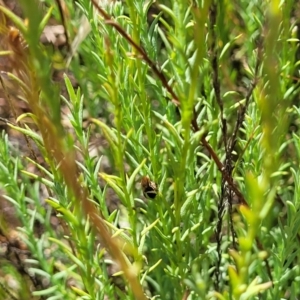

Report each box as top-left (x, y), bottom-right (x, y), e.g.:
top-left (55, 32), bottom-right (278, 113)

top-left (7, 26), bottom-right (27, 53)
top-left (141, 176), bottom-right (158, 199)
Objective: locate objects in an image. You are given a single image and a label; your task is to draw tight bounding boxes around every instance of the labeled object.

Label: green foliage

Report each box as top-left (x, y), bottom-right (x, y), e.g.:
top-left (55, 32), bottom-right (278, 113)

top-left (0, 0), bottom-right (300, 299)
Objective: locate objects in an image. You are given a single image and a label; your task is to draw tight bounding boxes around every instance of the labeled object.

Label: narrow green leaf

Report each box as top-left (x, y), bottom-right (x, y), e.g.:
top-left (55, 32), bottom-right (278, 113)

top-left (8, 123), bottom-right (43, 145)
top-left (0, 5), bottom-right (27, 35)
top-left (127, 158), bottom-right (146, 192)
top-left (38, 6), bottom-right (54, 36)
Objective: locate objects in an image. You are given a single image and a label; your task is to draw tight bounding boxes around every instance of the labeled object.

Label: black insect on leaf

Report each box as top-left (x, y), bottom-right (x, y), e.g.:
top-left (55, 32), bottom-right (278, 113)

top-left (141, 176), bottom-right (158, 199)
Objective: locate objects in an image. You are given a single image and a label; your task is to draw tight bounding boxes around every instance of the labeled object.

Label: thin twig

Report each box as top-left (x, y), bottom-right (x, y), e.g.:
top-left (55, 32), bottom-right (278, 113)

top-left (214, 183), bottom-right (226, 291)
top-left (228, 189), bottom-right (237, 250)
top-left (55, 0), bottom-right (71, 52)
top-left (209, 4), bottom-right (227, 149)
top-left (201, 137), bottom-right (249, 206)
